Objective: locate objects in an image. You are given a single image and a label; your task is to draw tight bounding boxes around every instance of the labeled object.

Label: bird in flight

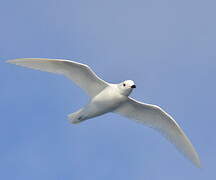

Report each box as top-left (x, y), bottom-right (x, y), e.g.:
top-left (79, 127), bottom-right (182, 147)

top-left (7, 58), bottom-right (201, 167)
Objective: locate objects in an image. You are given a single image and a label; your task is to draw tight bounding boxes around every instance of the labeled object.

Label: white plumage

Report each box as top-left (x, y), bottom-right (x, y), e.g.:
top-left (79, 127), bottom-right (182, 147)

top-left (7, 58), bottom-right (201, 167)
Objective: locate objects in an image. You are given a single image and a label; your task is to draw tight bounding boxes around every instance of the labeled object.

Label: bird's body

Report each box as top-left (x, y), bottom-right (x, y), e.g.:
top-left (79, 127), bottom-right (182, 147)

top-left (69, 83), bottom-right (129, 123)
top-left (7, 58), bottom-right (201, 167)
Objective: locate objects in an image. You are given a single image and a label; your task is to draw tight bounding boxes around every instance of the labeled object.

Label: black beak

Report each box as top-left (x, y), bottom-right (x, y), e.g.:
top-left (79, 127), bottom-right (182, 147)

top-left (131, 85), bottom-right (136, 88)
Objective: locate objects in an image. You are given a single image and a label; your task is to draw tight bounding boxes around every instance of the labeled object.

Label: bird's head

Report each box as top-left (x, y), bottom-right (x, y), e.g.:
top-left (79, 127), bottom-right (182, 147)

top-left (118, 80), bottom-right (136, 96)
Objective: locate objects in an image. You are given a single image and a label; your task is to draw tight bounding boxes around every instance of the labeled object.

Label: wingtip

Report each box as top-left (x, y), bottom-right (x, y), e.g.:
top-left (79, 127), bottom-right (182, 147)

top-left (191, 154), bottom-right (202, 168)
top-left (6, 58), bottom-right (36, 64)
top-left (195, 158), bottom-right (202, 168)
top-left (5, 59), bottom-right (14, 63)
top-left (6, 58), bottom-right (23, 64)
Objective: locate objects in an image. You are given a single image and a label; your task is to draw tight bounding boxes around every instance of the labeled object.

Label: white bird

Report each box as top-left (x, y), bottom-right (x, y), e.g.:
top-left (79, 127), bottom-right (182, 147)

top-left (7, 58), bottom-right (201, 167)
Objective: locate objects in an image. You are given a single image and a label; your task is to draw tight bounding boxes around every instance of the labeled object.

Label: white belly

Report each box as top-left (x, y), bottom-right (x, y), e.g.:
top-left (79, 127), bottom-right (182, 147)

top-left (80, 86), bottom-right (127, 120)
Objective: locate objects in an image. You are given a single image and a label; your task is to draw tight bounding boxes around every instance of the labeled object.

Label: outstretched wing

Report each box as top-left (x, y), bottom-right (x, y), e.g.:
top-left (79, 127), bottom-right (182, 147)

top-left (114, 97), bottom-right (201, 167)
top-left (7, 58), bottom-right (109, 97)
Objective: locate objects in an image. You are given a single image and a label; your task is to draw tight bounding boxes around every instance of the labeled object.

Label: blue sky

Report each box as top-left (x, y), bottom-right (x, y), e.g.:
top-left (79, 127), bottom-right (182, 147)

top-left (1, 0), bottom-right (215, 179)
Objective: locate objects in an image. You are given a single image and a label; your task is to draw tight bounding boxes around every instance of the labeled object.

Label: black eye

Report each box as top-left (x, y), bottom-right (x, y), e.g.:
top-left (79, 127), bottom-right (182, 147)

top-left (123, 83), bottom-right (126, 87)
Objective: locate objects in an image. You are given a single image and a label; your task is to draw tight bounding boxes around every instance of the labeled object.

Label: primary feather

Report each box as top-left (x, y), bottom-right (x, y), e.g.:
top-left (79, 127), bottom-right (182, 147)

top-left (7, 58), bottom-right (108, 97)
top-left (114, 97), bottom-right (201, 167)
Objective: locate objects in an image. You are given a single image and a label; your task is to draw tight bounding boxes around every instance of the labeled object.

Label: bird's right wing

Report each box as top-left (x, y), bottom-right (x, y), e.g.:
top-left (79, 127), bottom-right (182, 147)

top-left (114, 97), bottom-right (201, 167)
top-left (7, 58), bottom-right (109, 97)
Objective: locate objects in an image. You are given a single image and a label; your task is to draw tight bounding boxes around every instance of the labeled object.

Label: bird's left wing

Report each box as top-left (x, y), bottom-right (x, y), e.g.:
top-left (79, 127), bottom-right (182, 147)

top-left (7, 58), bottom-right (109, 97)
top-left (114, 97), bottom-right (201, 167)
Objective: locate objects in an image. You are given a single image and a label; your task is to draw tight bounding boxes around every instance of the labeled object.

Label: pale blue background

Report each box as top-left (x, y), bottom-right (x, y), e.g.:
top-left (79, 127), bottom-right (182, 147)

top-left (1, 0), bottom-right (215, 179)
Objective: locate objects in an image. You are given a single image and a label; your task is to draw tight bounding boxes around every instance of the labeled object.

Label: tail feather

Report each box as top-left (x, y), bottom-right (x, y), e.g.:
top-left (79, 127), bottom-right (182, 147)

top-left (68, 109), bottom-right (83, 124)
